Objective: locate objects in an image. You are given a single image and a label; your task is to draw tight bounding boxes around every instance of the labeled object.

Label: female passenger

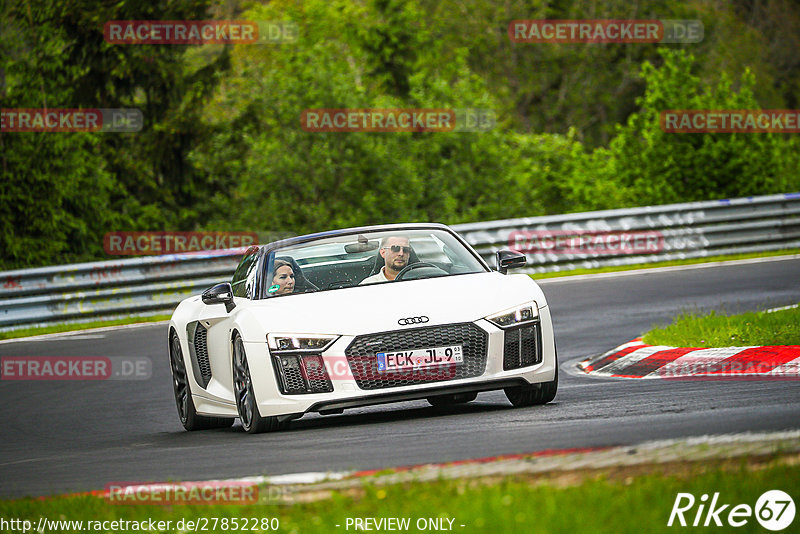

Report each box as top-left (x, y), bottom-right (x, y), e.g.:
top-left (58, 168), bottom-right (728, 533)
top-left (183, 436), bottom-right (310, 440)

top-left (270, 259), bottom-right (295, 295)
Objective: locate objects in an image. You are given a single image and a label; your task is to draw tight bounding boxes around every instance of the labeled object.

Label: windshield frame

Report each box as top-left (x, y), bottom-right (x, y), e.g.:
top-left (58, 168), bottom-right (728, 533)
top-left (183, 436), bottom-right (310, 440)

top-left (254, 223), bottom-right (490, 299)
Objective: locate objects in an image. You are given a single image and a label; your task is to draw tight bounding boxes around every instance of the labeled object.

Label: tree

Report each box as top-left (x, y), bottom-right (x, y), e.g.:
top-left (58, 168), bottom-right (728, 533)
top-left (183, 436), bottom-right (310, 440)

top-left (590, 48), bottom-right (799, 206)
top-left (1, 0), bottom-right (232, 268)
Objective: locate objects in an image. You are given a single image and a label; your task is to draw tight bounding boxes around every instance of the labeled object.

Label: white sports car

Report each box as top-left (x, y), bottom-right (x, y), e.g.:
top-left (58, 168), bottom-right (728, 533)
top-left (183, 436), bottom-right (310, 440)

top-left (168, 223), bottom-right (558, 433)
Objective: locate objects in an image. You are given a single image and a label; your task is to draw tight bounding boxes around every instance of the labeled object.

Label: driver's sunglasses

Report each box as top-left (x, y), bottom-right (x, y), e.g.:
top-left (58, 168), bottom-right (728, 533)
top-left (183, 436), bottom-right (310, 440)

top-left (384, 245), bottom-right (411, 254)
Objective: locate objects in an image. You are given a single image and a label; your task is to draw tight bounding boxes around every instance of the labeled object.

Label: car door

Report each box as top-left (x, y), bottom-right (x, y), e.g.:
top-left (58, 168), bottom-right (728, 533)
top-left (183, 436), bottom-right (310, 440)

top-left (188, 246), bottom-right (261, 402)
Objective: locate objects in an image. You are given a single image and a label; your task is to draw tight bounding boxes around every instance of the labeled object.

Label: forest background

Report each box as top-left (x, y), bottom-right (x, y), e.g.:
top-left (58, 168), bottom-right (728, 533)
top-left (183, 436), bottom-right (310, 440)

top-left (2, 0), bottom-right (799, 269)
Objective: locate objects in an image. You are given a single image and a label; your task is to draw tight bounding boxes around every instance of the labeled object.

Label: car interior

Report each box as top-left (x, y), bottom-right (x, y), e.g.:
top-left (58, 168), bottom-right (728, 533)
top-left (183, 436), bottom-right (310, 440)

top-left (265, 232), bottom-right (482, 296)
top-left (291, 247), bottom-right (422, 290)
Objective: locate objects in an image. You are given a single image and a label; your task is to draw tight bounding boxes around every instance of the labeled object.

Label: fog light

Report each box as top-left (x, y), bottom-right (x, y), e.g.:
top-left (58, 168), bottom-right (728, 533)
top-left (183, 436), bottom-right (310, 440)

top-left (278, 338), bottom-right (295, 351)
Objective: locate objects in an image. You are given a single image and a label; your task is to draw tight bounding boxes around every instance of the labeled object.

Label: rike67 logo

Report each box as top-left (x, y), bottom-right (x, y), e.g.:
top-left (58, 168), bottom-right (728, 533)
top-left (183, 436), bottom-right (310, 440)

top-left (668, 490), bottom-right (795, 530)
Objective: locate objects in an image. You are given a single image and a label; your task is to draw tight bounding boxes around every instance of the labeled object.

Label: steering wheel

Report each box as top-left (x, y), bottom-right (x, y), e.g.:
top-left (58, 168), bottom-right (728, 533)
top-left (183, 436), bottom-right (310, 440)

top-left (394, 262), bottom-right (446, 281)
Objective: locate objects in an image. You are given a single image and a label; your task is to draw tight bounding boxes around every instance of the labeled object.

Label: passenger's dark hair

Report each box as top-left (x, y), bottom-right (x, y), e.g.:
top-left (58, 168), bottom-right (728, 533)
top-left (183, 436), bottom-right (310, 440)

top-left (273, 259), bottom-right (293, 273)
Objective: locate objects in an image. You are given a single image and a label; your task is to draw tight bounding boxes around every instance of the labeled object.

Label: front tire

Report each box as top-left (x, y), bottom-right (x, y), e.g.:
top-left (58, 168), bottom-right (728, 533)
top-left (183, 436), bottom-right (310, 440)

top-left (232, 334), bottom-right (281, 433)
top-left (504, 362), bottom-right (558, 407)
top-left (169, 332), bottom-right (234, 430)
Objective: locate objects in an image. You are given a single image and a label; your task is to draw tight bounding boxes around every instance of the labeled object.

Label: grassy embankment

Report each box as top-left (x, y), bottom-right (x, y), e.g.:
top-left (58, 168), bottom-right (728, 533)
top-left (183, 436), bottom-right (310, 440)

top-left (1, 456), bottom-right (797, 533)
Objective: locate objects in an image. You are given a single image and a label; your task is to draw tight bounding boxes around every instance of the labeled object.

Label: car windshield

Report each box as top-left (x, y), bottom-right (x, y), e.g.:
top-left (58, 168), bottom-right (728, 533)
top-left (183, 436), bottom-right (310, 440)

top-left (264, 229), bottom-right (487, 297)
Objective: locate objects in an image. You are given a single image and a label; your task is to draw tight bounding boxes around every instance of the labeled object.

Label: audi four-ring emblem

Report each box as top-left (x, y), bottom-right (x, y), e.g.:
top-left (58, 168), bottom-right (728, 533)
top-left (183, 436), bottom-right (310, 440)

top-left (397, 316), bottom-right (429, 326)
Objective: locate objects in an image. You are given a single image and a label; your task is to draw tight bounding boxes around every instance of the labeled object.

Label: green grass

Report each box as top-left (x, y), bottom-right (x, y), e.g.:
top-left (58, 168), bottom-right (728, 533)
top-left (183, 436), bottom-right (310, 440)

top-left (0, 314), bottom-right (170, 341)
top-left (530, 248), bottom-right (799, 279)
top-left (643, 305), bottom-right (800, 347)
top-left (1, 458), bottom-right (797, 533)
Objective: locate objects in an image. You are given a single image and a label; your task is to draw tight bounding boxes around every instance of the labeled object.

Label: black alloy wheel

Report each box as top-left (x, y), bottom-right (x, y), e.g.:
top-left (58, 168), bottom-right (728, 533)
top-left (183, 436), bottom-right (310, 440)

top-left (232, 334), bottom-right (281, 433)
top-left (169, 332), bottom-right (233, 430)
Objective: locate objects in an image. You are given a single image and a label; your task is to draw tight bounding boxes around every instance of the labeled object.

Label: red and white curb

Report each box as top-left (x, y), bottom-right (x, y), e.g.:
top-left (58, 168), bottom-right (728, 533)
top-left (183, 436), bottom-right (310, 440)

top-left (579, 338), bottom-right (800, 379)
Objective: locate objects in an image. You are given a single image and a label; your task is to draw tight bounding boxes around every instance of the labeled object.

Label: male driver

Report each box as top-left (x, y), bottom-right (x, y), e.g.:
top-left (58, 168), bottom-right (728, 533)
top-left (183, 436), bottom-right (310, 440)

top-left (360, 236), bottom-right (411, 284)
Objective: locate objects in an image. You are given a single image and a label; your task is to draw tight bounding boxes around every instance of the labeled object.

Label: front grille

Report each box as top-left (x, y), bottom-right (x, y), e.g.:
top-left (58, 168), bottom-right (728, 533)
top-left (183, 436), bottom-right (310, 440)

top-left (502, 321), bottom-right (542, 370)
top-left (272, 353), bottom-right (333, 394)
top-left (344, 323), bottom-right (488, 390)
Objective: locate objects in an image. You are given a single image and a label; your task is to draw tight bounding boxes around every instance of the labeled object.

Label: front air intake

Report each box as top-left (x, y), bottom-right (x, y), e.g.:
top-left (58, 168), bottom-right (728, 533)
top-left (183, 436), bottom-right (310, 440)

top-left (502, 321), bottom-right (542, 370)
top-left (271, 352), bottom-right (334, 395)
top-left (187, 321), bottom-right (212, 388)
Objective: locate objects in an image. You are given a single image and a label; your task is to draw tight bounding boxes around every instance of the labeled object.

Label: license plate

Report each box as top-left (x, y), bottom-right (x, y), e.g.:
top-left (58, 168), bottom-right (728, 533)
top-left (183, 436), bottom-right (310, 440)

top-left (376, 345), bottom-right (463, 372)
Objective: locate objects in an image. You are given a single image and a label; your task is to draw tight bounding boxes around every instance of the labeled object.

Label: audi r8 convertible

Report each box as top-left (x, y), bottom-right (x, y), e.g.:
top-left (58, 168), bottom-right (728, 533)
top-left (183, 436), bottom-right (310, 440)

top-left (168, 223), bottom-right (558, 433)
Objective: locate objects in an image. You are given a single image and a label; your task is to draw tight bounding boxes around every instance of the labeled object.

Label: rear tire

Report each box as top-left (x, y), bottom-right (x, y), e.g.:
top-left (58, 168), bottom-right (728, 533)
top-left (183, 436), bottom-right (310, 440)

top-left (504, 361), bottom-right (558, 407)
top-left (169, 332), bottom-right (234, 430)
top-left (427, 392), bottom-right (478, 407)
top-left (232, 334), bottom-right (282, 433)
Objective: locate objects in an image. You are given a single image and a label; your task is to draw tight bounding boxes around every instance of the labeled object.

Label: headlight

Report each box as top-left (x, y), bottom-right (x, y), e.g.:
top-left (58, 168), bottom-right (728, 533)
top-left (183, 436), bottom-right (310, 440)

top-left (267, 333), bottom-right (339, 353)
top-left (485, 301), bottom-right (538, 328)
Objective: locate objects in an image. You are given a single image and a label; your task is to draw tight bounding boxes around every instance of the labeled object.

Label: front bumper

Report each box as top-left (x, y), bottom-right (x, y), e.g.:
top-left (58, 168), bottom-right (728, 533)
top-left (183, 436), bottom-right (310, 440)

top-left (241, 306), bottom-right (557, 418)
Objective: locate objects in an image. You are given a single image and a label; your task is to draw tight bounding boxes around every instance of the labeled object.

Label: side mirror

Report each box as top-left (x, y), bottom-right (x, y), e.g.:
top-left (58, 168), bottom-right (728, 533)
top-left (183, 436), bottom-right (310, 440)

top-left (202, 282), bottom-right (236, 313)
top-left (496, 250), bottom-right (526, 274)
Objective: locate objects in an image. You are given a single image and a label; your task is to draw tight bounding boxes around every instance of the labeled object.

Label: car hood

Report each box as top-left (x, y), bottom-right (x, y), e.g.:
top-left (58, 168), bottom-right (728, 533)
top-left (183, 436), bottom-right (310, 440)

top-left (235, 272), bottom-right (547, 339)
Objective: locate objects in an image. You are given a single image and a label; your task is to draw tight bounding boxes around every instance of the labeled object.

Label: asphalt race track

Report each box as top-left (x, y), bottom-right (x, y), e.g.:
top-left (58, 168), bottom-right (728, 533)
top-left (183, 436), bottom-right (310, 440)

top-left (1, 257), bottom-right (799, 498)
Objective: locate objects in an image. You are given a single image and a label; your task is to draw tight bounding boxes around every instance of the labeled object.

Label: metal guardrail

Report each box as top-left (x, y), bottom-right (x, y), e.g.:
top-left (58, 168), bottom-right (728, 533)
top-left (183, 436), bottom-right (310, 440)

top-left (455, 192), bottom-right (800, 273)
top-left (1, 193), bottom-right (798, 330)
top-left (0, 252), bottom-right (242, 329)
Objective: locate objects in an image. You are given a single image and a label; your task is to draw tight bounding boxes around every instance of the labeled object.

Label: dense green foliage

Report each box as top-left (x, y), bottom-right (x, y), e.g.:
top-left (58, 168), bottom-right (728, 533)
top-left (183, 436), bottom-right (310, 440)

top-left (2, 0), bottom-right (799, 269)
